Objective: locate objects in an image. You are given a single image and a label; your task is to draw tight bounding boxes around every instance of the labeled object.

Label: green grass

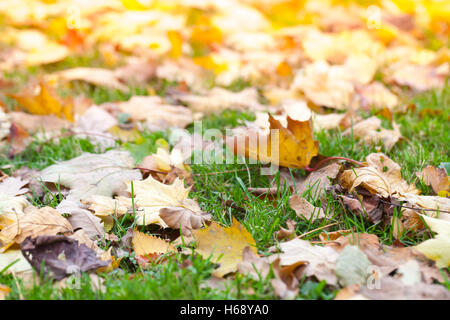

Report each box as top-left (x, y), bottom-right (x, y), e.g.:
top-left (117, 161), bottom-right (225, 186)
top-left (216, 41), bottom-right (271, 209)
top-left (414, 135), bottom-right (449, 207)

top-left (0, 78), bottom-right (448, 299)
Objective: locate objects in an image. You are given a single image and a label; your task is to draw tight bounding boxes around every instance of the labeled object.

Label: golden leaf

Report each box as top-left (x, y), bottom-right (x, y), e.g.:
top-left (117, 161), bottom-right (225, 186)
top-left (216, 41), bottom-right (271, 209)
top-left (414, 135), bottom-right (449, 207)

top-left (228, 114), bottom-right (319, 169)
top-left (192, 218), bottom-right (257, 277)
top-left (9, 82), bottom-right (73, 121)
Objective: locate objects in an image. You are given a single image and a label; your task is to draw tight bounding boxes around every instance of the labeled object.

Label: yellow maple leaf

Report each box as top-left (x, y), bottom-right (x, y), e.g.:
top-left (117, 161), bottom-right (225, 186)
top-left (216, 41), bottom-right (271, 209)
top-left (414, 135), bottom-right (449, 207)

top-left (132, 229), bottom-right (175, 257)
top-left (227, 114), bottom-right (319, 169)
top-left (192, 218), bottom-right (257, 277)
top-left (9, 82), bottom-right (73, 121)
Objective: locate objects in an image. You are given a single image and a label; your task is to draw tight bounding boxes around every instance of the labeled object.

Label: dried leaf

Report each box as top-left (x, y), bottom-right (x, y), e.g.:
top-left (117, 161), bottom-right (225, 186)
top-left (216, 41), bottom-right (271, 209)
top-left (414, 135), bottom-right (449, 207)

top-left (289, 195), bottom-right (325, 220)
top-left (21, 235), bottom-right (109, 280)
top-left (339, 153), bottom-right (419, 197)
top-left (40, 150), bottom-right (142, 202)
top-left (227, 114), bottom-right (319, 169)
top-left (118, 176), bottom-right (209, 235)
top-left (192, 218), bottom-right (257, 277)
top-left (271, 238), bottom-right (339, 285)
top-left (0, 206), bottom-right (73, 247)
top-left (416, 165), bottom-right (449, 195)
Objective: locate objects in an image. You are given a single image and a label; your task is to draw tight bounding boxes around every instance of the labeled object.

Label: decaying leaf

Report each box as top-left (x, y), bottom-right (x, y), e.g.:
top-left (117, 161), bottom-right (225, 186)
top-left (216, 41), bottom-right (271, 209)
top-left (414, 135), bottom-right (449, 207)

top-left (339, 153), bottom-right (419, 197)
top-left (276, 220), bottom-right (297, 240)
top-left (335, 246), bottom-right (372, 286)
top-left (118, 176), bottom-right (210, 235)
top-left (0, 206), bottom-right (73, 248)
top-left (289, 194), bottom-right (325, 220)
top-left (416, 165), bottom-right (449, 195)
top-left (40, 150), bottom-right (142, 202)
top-left (193, 218), bottom-right (257, 277)
top-left (343, 116), bottom-right (402, 151)
top-left (57, 200), bottom-right (105, 240)
top-left (270, 238), bottom-right (339, 285)
top-left (0, 249), bottom-right (33, 274)
top-left (21, 235), bottom-right (109, 281)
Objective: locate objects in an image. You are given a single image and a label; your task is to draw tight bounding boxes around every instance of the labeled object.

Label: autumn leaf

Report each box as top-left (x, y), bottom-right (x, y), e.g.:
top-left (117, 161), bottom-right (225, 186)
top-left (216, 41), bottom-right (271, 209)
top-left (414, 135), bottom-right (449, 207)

top-left (289, 194), bottom-right (325, 220)
top-left (0, 206), bottom-right (73, 249)
top-left (8, 81), bottom-right (73, 121)
top-left (118, 176), bottom-right (210, 235)
top-left (192, 218), bottom-right (257, 277)
top-left (227, 114), bottom-right (319, 169)
top-left (416, 165), bottom-right (450, 195)
top-left (21, 235), bottom-right (109, 281)
top-left (40, 150), bottom-right (142, 202)
top-left (415, 214), bottom-right (450, 268)
top-left (339, 153), bottom-right (419, 197)
top-left (132, 230), bottom-right (175, 267)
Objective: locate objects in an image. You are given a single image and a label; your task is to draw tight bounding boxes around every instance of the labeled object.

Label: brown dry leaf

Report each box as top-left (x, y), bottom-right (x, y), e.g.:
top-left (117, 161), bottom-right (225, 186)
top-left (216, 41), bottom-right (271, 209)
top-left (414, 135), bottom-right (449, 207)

top-left (389, 63), bottom-right (448, 92)
top-left (173, 87), bottom-right (267, 114)
top-left (227, 114), bottom-right (319, 169)
top-left (270, 238), bottom-right (339, 285)
top-left (8, 81), bottom-right (73, 121)
top-left (343, 116), bottom-right (402, 151)
top-left (271, 258), bottom-right (305, 300)
top-left (357, 82), bottom-right (399, 111)
top-left (289, 195), bottom-right (325, 220)
top-left (40, 150), bottom-right (142, 202)
top-left (192, 218), bottom-right (257, 277)
top-left (340, 194), bottom-right (384, 223)
top-left (57, 200), bottom-right (105, 240)
top-left (54, 67), bottom-right (130, 92)
top-left (294, 162), bottom-right (341, 197)
top-left (237, 246), bottom-right (271, 280)
top-left (0, 206), bottom-right (73, 248)
top-left (357, 277), bottom-right (450, 300)
top-left (276, 220), bottom-right (297, 240)
top-left (0, 177), bottom-right (29, 197)
top-left (9, 112), bottom-right (72, 134)
top-left (118, 176), bottom-right (210, 235)
top-left (114, 96), bottom-right (193, 129)
top-left (339, 153), bottom-right (419, 198)
top-left (416, 165), bottom-right (449, 195)
top-left (21, 235), bottom-right (109, 281)
top-left (325, 233), bottom-right (381, 253)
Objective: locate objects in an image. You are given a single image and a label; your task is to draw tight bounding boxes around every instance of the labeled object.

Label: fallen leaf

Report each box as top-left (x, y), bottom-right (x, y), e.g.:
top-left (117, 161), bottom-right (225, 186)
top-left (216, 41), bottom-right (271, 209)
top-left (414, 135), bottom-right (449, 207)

top-left (132, 229), bottom-right (175, 266)
top-left (227, 114), bottom-right (319, 169)
top-left (415, 214), bottom-right (450, 268)
top-left (0, 206), bottom-right (73, 248)
top-left (335, 246), bottom-right (372, 286)
top-left (0, 177), bottom-right (29, 196)
top-left (114, 96), bottom-right (193, 129)
top-left (57, 200), bottom-right (105, 240)
top-left (9, 112), bottom-right (72, 134)
top-left (276, 220), bottom-right (297, 240)
top-left (339, 153), bottom-right (419, 197)
top-left (118, 176), bottom-right (210, 235)
top-left (8, 81), bottom-right (73, 121)
top-left (21, 235), bottom-right (109, 281)
top-left (0, 249), bottom-right (33, 274)
top-left (289, 194), bottom-right (325, 220)
top-left (416, 165), bottom-right (449, 195)
top-left (54, 67), bottom-right (129, 92)
top-left (343, 116), bottom-right (402, 151)
top-left (237, 246), bottom-right (270, 280)
top-left (40, 150), bottom-right (142, 202)
top-left (192, 218), bottom-right (257, 277)
top-left (270, 238), bottom-right (339, 285)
